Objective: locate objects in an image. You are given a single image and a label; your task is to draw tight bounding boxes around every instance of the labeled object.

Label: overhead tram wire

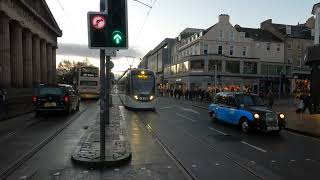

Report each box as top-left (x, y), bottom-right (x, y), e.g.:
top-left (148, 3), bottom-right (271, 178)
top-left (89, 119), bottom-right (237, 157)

top-left (133, 0), bottom-right (158, 46)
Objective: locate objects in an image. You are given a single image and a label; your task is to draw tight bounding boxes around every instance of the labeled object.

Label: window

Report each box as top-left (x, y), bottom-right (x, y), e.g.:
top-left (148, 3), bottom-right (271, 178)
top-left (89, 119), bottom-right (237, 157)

top-left (267, 43), bottom-right (271, 51)
top-left (242, 47), bottom-right (247, 56)
top-left (288, 43), bottom-right (292, 49)
top-left (227, 97), bottom-right (237, 107)
top-left (288, 58), bottom-right (292, 64)
top-left (226, 61), bottom-right (240, 73)
top-left (229, 31), bottom-right (235, 40)
top-left (243, 62), bottom-right (257, 74)
top-left (203, 44), bottom-right (208, 55)
top-left (218, 45), bottom-right (223, 55)
top-left (229, 46), bottom-right (234, 56)
top-left (190, 60), bottom-right (204, 72)
top-left (208, 60), bottom-right (222, 72)
top-left (240, 32), bottom-right (246, 38)
top-left (80, 81), bottom-right (98, 86)
top-left (219, 30), bottom-right (224, 40)
top-left (297, 44), bottom-right (302, 50)
top-left (277, 44), bottom-right (281, 52)
top-left (217, 95), bottom-right (228, 105)
top-left (299, 56), bottom-right (302, 67)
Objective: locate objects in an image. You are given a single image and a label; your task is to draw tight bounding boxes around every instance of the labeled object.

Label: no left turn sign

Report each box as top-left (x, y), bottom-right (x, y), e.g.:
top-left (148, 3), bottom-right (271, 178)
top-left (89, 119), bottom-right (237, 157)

top-left (92, 15), bottom-right (106, 30)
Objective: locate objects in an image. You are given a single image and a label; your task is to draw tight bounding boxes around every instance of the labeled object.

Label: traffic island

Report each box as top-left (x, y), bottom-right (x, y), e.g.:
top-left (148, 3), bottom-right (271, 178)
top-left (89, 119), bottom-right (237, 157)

top-left (71, 106), bottom-right (132, 167)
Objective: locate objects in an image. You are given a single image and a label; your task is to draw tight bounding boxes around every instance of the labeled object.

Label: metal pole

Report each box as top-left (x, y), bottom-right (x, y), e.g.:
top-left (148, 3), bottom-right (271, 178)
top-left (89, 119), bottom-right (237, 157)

top-left (214, 65), bottom-right (217, 88)
top-left (105, 56), bottom-right (110, 124)
top-left (99, 0), bottom-right (106, 161)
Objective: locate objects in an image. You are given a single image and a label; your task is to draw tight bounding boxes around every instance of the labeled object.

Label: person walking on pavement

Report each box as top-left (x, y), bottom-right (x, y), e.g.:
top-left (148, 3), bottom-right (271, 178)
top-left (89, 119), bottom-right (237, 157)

top-left (185, 89), bottom-right (189, 101)
top-left (302, 93), bottom-right (313, 114)
top-left (267, 88), bottom-right (274, 109)
top-left (0, 87), bottom-right (7, 119)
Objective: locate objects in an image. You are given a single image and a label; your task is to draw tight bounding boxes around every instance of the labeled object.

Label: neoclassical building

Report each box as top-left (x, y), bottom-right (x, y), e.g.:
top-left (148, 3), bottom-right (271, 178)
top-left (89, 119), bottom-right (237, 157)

top-left (0, 0), bottom-right (62, 88)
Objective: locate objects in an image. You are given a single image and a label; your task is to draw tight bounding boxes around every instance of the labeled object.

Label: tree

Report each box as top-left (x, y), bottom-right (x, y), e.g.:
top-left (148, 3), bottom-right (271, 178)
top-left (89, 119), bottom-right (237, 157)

top-left (56, 58), bottom-right (93, 84)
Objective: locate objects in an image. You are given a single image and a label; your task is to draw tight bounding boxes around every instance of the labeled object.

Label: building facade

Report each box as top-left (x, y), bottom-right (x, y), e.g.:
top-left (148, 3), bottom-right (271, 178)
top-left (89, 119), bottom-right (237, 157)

top-left (261, 18), bottom-right (314, 94)
top-left (0, 0), bottom-right (62, 89)
top-left (163, 15), bottom-right (288, 94)
top-left (141, 38), bottom-right (175, 90)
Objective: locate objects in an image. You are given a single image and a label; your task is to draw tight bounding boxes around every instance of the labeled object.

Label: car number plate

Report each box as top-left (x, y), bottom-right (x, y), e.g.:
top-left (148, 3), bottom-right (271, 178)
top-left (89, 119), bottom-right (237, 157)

top-left (267, 126), bottom-right (279, 131)
top-left (45, 102), bottom-right (57, 108)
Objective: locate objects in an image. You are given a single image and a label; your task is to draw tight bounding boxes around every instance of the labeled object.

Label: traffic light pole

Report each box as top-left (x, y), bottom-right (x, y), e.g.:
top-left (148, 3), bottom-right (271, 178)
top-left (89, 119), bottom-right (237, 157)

top-left (99, 0), bottom-right (106, 161)
top-left (105, 55), bottom-right (110, 125)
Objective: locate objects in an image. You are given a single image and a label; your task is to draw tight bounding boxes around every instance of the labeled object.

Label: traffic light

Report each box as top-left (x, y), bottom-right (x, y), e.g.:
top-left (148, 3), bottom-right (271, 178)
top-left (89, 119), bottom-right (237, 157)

top-left (107, 0), bottom-right (128, 48)
top-left (88, 0), bottom-right (128, 49)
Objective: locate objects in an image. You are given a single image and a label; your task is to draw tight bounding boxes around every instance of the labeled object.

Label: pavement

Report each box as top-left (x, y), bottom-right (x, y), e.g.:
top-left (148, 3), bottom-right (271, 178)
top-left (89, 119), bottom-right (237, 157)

top-left (171, 96), bottom-right (320, 138)
top-left (71, 105), bottom-right (132, 166)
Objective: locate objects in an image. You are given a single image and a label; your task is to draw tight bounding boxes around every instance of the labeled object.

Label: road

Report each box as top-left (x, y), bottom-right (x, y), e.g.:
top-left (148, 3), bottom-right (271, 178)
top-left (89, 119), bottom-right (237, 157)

top-left (0, 95), bottom-right (319, 179)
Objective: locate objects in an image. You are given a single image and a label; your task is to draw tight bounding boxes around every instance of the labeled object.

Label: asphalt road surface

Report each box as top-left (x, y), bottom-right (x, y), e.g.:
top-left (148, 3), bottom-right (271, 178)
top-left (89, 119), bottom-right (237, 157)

top-left (0, 96), bottom-right (319, 180)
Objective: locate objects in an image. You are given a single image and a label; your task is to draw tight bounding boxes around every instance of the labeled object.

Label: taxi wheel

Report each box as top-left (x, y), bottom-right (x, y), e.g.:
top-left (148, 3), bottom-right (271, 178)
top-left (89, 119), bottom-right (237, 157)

top-left (211, 112), bottom-right (217, 123)
top-left (240, 118), bottom-right (250, 134)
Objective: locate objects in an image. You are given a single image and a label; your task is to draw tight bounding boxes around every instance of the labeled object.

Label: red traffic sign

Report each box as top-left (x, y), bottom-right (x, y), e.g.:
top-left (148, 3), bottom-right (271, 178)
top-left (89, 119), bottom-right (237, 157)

top-left (91, 15), bottom-right (107, 30)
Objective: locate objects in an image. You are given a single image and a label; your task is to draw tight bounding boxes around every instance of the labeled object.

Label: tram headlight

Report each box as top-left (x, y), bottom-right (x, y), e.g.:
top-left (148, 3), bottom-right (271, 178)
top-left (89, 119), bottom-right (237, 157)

top-left (134, 95), bottom-right (139, 100)
top-left (150, 96), bottom-right (154, 100)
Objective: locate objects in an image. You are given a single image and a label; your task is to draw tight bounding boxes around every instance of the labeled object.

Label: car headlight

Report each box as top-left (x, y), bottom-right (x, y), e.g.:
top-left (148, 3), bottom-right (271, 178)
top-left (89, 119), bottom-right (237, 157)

top-left (150, 96), bottom-right (154, 100)
top-left (254, 113), bottom-right (260, 119)
top-left (134, 95), bottom-right (138, 100)
top-left (280, 113), bottom-right (285, 119)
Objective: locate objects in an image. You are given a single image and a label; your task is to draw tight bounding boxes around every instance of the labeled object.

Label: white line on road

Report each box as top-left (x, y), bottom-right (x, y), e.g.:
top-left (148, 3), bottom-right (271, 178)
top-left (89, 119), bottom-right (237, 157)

top-left (208, 127), bottom-right (229, 136)
top-left (241, 141), bottom-right (267, 153)
top-left (177, 106), bottom-right (201, 115)
top-left (175, 113), bottom-right (197, 122)
top-left (159, 106), bottom-right (174, 110)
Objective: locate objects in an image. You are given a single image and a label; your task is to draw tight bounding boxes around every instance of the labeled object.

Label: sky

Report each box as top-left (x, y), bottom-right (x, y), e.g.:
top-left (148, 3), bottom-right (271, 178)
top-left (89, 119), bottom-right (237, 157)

top-left (45, 0), bottom-right (319, 76)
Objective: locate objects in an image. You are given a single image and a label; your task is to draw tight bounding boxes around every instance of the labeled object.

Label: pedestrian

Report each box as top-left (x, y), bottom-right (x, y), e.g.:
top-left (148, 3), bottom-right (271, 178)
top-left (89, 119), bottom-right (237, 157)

top-left (267, 88), bottom-right (274, 109)
top-left (296, 94), bottom-right (304, 114)
top-left (0, 87), bottom-right (7, 119)
top-left (302, 93), bottom-right (313, 114)
top-left (185, 89), bottom-right (189, 100)
top-left (189, 89), bottom-right (193, 101)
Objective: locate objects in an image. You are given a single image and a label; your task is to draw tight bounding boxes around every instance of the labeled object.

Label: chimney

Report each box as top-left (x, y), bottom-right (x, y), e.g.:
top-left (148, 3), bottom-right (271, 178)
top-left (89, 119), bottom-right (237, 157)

top-left (219, 14), bottom-right (230, 23)
top-left (306, 16), bottom-right (315, 29)
top-left (286, 25), bottom-right (292, 35)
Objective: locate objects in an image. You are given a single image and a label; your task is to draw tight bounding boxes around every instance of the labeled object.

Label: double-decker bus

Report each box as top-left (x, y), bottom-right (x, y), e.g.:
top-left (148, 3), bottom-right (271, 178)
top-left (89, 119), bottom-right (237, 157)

top-left (74, 66), bottom-right (100, 99)
top-left (118, 69), bottom-right (156, 110)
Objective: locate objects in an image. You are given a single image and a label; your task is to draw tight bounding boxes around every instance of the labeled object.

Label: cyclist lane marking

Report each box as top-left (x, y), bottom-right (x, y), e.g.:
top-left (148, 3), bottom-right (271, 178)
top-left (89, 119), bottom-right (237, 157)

top-left (208, 127), bottom-right (229, 136)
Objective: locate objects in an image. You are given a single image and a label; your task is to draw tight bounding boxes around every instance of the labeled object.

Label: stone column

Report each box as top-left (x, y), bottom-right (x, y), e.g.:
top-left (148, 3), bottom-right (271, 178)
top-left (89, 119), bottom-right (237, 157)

top-left (40, 39), bottom-right (47, 83)
top-left (46, 43), bottom-right (52, 84)
top-left (32, 35), bottom-right (41, 85)
top-left (52, 47), bottom-right (57, 83)
top-left (0, 12), bottom-right (11, 88)
top-left (22, 29), bottom-right (33, 88)
top-left (10, 20), bottom-right (23, 88)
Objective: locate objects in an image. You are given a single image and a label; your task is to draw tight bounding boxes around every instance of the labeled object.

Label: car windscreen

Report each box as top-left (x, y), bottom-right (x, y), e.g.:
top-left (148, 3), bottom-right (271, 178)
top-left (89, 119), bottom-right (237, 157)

top-left (236, 94), bottom-right (264, 106)
top-left (80, 81), bottom-right (98, 86)
top-left (39, 87), bottom-right (66, 96)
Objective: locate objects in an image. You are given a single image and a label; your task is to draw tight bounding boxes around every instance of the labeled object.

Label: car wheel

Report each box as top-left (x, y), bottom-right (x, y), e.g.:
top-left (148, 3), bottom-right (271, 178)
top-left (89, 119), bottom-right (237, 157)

top-left (35, 111), bottom-right (40, 117)
top-left (211, 112), bottom-right (217, 123)
top-left (65, 106), bottom-right (72, 115)
top-left (76, 103), bottom-right (80, 111)
top-left (240, 118), bottom-right (250, 134)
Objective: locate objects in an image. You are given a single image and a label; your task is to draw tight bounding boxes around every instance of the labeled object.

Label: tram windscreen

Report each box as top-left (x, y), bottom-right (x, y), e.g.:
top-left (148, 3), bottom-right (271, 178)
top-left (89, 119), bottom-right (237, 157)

top-left (132, 74), bottom-right (155, 95)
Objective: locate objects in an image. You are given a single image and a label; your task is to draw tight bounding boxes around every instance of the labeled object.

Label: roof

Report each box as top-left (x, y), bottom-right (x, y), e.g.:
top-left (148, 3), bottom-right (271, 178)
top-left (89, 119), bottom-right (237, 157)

top-left (272, 23), bottom-right (312, 40)
top-left (235, 26), bottom-right (283, 42)
top-left (21, 0), bottom-right (62, 37)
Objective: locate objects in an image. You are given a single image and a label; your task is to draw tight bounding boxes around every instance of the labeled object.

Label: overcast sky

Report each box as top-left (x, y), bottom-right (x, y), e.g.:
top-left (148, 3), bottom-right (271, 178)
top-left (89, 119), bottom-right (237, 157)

top-left (45, 0), bottom-right (319, 75)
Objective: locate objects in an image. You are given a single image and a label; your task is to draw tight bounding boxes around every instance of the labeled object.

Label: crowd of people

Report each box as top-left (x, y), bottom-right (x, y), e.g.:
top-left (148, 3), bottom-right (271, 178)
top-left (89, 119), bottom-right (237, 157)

top-left (158, 88), bottom-right (220, 102)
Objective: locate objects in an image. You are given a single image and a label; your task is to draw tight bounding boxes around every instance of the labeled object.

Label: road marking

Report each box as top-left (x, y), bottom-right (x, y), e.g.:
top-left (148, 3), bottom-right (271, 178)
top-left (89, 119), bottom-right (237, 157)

top-left (305, 159), bottom-right (311, 161)
top-left (191, 164), bottom-right (197, 168)
top-left (114, 168), bottom-right (120, 172)
top-left (208, 127), bottom-right (228, 136)
top-left (215, 163), bottom-right (221, 166)
top-left (176, 113), bottom-right (196, 122)
top-left (271, 160), bottom-right (277, 163)
top-left (241, 141), bottom-right (267, 153)
top-left (177, 106), bottom-right (201, 115)
top-left (290, 160), bottom-right (296, 162)
top-left (159, 106), bottom-right (174, 110)
top-left (141, 167), bottom-right (146, 170)
top-left (167, 166), bottom-right (172, 169)
top-left (286, 131), bottom-right (320, 143)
